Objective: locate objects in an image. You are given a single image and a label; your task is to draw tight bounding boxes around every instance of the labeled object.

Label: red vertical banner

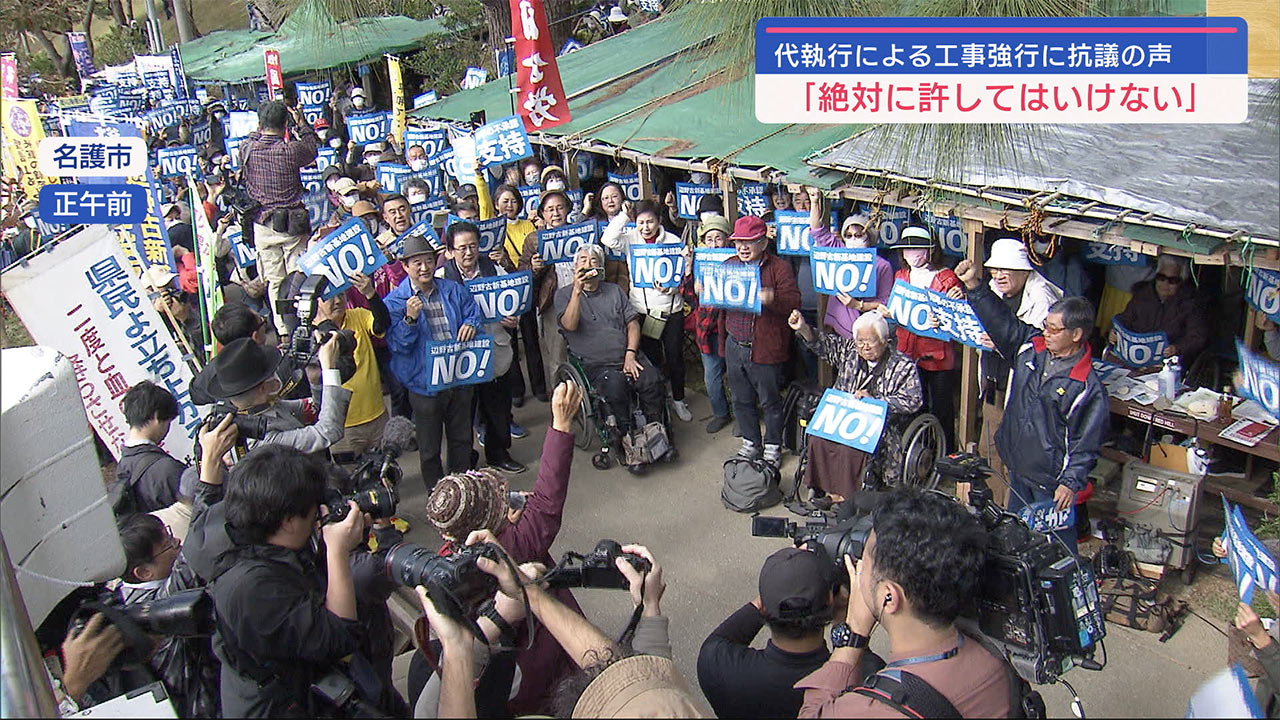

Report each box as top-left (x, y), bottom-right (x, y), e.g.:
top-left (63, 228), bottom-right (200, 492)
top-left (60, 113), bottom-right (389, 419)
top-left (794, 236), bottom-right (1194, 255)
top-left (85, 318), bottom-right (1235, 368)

top-left (509, 0), bottom-right (571, 133)
top-left (1, 53), bottom-right (17, 99)
top-left (264, 49), bottom-right (283, 101)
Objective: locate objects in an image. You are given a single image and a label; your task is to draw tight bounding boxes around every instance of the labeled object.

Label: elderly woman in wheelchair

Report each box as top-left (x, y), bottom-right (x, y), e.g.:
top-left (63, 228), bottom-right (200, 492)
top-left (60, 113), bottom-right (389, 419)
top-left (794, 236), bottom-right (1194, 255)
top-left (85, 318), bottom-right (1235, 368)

top-left (554, 243), bottom-right (674, 475)
top-left (790, 309), bottom-right (934, 506)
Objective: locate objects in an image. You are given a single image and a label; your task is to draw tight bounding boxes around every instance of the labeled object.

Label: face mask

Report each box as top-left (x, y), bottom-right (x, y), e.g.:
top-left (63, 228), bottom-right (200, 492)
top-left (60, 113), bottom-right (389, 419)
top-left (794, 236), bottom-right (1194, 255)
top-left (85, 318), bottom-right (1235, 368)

top-left (328, 138), bottom-right (343, 149)
top-left (340, 195), bottom-right (358, 208)
top-left (213, 111), bottom-right (226, 121)
top-left (352, 98), bottom-right (365, 109)
top-left (409, 158), bottom-right (427, 172)
top-left (407, 192), bottom-right (427, 205)
top-left (364, 156), bottom-right (380, 167)
top-left (545, 179), bottom-right (565, 191)
top-left (903, 248), bottom-right (931, 268)
top-left (524, 171), bottom-right (540, 185)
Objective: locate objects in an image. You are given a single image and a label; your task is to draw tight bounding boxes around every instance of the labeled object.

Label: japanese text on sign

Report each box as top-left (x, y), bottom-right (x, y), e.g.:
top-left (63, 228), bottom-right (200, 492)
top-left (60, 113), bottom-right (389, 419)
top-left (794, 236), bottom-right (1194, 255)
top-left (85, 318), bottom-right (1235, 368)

top-left (1224, 497), bottom-right (1280, 604)
top-left (608, 172), bottom-right (643, 201)
top-left (674, 182), bottom-right (719, 220)
top-left (474, 115), bottom-right (534, 168)
top-left (426, 336), bottom-right (495, 391)
top-left (156, 145), bottom-right (201, 178)
top-left (348, 111), bottom-right (391, 145)
top-left (404, 127), bottom-right (449, 159)
top-left (811, 247), bottom-right (878, 296)
top-left (298, 218), bottom-right (389, 298)
top-left (927, 289), bottom-right (987, 350)
top-left (472, 216), bottom-right (508, 254)
top-left (1083, 241), bottom-right (1146, 266)
top-left (467, 271), bottom-right (533, 322)
top-left (1019, 500), bottom-right (1075, 533)
top-left (509, 0), bottom-right (571, 132)
top-left (886, 280), bottom-right (949, 341)
top-left (538, 221), bottom-right (597, 264)
top-left (693, 248), bottom-right (735, 284)
top-left (629, 243), bottom-right (686, 290)
top-left (699, 262), bottom-right (761, 314)
top-left (1111, 319), bottom-right (1168, 368)
top-left (806, 388), bottom-right (889, 453)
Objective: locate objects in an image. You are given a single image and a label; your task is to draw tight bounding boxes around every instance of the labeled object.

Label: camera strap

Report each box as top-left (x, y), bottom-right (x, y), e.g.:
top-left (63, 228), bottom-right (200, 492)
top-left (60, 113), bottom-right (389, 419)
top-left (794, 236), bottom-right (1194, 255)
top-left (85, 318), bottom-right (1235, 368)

top-left (79, 600), bottom-right (157, 662)
top-left (851, 668), bottom-right (962, 720)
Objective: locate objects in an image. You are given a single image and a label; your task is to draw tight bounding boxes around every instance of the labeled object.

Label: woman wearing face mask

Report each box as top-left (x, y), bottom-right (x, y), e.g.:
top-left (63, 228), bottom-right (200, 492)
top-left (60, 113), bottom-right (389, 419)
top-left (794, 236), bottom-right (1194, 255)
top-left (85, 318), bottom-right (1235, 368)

top-left (518, 190), bottom-right (576, 395)
top-left (520, 158), bottom-right (543, 188)
top-left (806, 187), bottom-right (894, 339)
top-left (600, 199), bottom-right (693, 421)
top-left (864, 225), bottom-right (962, 452)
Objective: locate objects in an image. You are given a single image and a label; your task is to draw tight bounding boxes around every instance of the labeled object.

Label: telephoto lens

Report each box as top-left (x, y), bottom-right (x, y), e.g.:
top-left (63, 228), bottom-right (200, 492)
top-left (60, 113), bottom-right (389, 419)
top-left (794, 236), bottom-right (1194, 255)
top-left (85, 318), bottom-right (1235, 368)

top-left (322, 486), bottom-right (398, 525)
top-left (384, 543), bottom-right (501, 625)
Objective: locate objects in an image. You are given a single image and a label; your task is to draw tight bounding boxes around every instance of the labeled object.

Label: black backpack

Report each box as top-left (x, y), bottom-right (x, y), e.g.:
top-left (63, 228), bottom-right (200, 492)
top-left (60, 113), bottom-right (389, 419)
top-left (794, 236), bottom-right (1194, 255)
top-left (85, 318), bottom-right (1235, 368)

top-left (782, 381), bottom-right (824, 454)
top-left (721, 456), bottom-right (782, 513)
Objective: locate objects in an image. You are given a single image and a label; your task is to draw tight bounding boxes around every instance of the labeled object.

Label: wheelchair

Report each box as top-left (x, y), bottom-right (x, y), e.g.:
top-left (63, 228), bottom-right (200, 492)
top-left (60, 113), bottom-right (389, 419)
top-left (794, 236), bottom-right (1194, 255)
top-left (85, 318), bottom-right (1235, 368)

top-left (791, 409), bottom-right (947, 497)
top-left (554, 355), bottom-right (675, 471)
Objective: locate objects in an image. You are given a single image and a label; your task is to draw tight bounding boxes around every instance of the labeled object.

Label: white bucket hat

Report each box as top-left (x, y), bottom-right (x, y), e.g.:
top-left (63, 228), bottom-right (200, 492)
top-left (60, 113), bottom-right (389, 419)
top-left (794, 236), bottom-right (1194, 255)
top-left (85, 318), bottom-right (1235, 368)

top-left (985, 237), bottom-right (1033, 271)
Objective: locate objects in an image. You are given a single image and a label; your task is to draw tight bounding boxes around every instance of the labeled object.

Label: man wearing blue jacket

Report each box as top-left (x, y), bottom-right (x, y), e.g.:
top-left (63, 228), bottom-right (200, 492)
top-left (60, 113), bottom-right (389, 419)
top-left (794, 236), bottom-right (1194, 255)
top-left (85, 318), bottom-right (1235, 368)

top-left (955, 258), bottom-right (1108, 549)
top-left (385, 233), bottom-right (483, 490)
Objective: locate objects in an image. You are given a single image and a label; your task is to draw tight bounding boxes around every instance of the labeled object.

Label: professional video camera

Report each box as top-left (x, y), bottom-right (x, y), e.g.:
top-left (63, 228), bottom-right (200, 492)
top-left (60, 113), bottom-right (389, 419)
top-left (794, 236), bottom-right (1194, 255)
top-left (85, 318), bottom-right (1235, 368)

top-left (540, 540), bottom-right (653, 590)
top-left (71, 589), bottom-right (214, 663)
top-left (753, 453), bottom-right (1106, 686)
top-left (281, 273), bottom-right (358, 385)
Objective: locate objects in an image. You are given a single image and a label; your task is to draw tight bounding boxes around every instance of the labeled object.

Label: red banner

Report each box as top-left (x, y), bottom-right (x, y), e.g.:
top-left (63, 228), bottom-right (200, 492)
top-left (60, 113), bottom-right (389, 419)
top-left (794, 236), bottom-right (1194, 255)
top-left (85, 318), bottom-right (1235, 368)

top-left (264, 49), bottom-right (283, 101)
top-left (1, 53), bottom-right (17, 99)
top-left (509, 0), bottom-right (571, 133)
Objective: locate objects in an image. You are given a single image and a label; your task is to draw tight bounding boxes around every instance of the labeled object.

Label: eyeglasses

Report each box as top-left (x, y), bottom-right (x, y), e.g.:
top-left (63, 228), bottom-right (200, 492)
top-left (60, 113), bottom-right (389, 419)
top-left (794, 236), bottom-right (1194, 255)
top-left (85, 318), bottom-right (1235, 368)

top-left (854, 339), bottom-right (884, 349)
top-left (1042, 323), bottom-right (1068, 336)
top-left (144, 526), bottom-right (179, 563)
top-left (1155, 273), bottom-right (1183, 285)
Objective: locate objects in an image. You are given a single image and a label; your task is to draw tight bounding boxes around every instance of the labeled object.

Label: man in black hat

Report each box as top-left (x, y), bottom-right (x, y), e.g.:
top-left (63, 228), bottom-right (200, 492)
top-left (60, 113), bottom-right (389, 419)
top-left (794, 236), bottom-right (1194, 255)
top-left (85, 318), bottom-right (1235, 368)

top-left (200, 334), bottom-right (352, 455)
top-left (698, 547), bottom-right (882, 719)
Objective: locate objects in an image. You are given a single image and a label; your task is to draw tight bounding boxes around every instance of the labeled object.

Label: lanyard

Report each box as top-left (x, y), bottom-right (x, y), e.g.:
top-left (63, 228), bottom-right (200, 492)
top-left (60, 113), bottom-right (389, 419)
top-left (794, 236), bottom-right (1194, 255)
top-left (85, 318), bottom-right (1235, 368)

top-left (885, 634), bottom-right (963, 669)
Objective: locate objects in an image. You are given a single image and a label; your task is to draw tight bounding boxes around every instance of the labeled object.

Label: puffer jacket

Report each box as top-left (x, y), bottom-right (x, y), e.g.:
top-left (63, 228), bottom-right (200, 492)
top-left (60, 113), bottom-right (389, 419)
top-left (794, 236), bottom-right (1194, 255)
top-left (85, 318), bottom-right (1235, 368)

top-left (968, 283), bottom-right (1109, 493)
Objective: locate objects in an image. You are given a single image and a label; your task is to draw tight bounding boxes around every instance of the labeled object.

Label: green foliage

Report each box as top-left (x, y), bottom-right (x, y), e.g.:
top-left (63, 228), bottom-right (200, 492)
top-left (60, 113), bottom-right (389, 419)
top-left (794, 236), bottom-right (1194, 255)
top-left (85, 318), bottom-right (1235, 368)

top-left (94, 25), bottom-right (148, 67)
top-left (1255, 472), bottom-right (1280, 540)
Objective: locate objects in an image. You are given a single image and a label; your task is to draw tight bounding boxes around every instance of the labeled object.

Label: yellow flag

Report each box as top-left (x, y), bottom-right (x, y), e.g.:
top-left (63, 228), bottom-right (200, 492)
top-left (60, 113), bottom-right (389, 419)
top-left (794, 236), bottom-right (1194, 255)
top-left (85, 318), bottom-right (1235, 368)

top-left (387, 54), bottom-right (406, 146)
top-left (1, 99), bottom-right (52, 200)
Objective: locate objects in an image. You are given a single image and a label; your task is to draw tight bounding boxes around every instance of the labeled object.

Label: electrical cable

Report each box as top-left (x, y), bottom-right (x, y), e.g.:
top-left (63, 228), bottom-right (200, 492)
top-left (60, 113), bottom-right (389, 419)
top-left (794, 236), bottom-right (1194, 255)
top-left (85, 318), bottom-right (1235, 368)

top-left (1117, 486), bottom-right (1169, 515)
top-left (1187, 606), bottom-right (1230, 638)
top-left (1059, 677), bottom-right (1085, 719)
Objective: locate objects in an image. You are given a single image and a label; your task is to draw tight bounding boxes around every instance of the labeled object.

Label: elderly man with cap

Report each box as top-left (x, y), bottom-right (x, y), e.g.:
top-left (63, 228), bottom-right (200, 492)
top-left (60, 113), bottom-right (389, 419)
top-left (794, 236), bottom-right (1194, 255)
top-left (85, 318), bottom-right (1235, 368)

top-left (198, 333), bottom-right (352, 454)
top-left (719, 215), bottom-right (802, 466)
top-left (966, 236), bottom-right (1062, 507)
top-left (162, 201), bottom-right (195, 254)
top-left (805, 187), bottom-right (893, 339)
top-left (698, 547), bottom-right (883, 719)
top-left (385, 233), bottom-right (484, 490)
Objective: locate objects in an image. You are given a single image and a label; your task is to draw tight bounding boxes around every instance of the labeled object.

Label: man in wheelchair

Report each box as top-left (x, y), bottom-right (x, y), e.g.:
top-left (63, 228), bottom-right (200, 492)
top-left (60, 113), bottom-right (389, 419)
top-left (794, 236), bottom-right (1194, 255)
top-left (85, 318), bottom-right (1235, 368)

top-left (555, 244), bottom-right (671, 473)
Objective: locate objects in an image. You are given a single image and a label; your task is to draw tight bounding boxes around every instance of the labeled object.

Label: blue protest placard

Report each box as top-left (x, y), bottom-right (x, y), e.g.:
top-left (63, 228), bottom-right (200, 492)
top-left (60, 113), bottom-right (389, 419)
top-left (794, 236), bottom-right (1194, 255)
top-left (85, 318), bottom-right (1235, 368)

top-left (927, 288), bottom-right (987, 349)
top-left (1236, 340), bottom-right (1280, 421)
top-left (300, 168), bottom-right (332, 232)
top-left (390, 218), bottom-right (440, 259)
top-left (922, 211), bottom-right (966, 257)
top-left (699, 262), bottom-right (761, 313)
top-left (774, 210), bottom-right (811, 256)
top-left (426, 336), bottom-right (495, 391)
top-left (467, 271), bottom-right (533, 322)
top-left (1017, 500), bottom-right (1075, 534)
top-left (607, 172), bottom-right (642, 201)
top-left (805, 388), bottom-right (889, 453)
top-left (226, 223), bottom-right (256, 268)
top-left (225, 137), bottom-right (245, 169)
top-left (472, 216), bottom-right (508, 254)
top-left (629, 243), bottom-right (686, 289)
top-left (31, 207), bottom-right (71, 239)
top-left (190, 119), bottom-right (212, 149)
top-left (811, 246), bottom-right (878, 296)
top-left (886, 280), bottom-right (949, 341)
top-left (315, 146), bottom-right (339, 172)
top-left (474, 115), bottom-right (533, 168)
top-left (296, 80), bottom-right (331, 109)
top-left (560, 38), bottom-right (584, 55)
top-left (694, 247), bottom-right (736, 283)
top-left (347, 111), bottom-right (390, 145)
top-left (1224, 497), bottom-right (1280, 604)
top-left (412, 90), bottom-right (438, 109)
top-left (404, 126), bottom-right (449, 159)
top-left (1111, 319), bottom-right (1168, 368)
top-left (873, 206), bottom-right (910, 248)
top-left (298, 218), bottom-right (389, 298)
top-left (376, 163), bottom-right (413, 194)
top-left (409, 198), bottom-right (446, 226)
top-left (1082, 241), bottom-right (1146, 266)
top-left (1245, 269), bottom-right (1280, 325)
top-left (538, 221), bottom-right (598, 264)
top-left (461, 67), bottom-right (489, 90)
top-left (736, 183), bottom-right (770, 218)
top-left (156, 145), bottom-right (200, 178)
top-left (38, 184), bottom-right (148, 224)
top-left (518, 184), bottom-right (541, 219)
top-left (674, 182), bottom-right (719, 219)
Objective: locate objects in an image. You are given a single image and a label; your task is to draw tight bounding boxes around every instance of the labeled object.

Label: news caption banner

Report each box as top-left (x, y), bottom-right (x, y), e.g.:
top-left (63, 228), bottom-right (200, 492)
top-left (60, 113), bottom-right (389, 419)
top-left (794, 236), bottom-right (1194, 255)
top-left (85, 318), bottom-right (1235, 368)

top-left (1111, 319), bottom-right (1169, 368)
top-left (467, 272), bottom-right (533, 323)
top-left (629, 243), bottom-right (686, 290)
top-left (754, 16), bottom-right (1248, 124)
top-left (698, 262), bottom-right (762, 314)
top-left (298, 218), bottom-right (389, 299)
top-left (1236, 341), bottom-right (1280, 422)
top-left (35, 136), bottom-right (152, 227)
top-left (1223, 497), bottom-right (1280, 604)
top-left (805, 388), bottom-right (890, 454)
top-left (424, 336), bottom-right (496, 393)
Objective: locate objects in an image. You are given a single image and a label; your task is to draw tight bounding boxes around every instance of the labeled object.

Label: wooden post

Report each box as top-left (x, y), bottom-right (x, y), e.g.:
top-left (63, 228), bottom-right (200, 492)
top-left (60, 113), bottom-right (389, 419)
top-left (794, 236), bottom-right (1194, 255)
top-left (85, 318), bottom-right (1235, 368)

top-left (637, 162), bottom-right (655, 201)
top-left (721, 172), bottom-right (738, 223)
top-left (564, 149), bottom-right (580, 190)
top-left (957, 217), bottom-right (985, 451)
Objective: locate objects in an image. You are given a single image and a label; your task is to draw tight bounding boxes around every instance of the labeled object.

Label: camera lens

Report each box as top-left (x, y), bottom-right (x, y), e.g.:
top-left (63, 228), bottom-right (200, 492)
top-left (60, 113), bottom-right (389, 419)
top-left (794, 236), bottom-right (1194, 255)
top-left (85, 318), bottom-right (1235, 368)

top-left (385, 542), bottom-right (436, 587)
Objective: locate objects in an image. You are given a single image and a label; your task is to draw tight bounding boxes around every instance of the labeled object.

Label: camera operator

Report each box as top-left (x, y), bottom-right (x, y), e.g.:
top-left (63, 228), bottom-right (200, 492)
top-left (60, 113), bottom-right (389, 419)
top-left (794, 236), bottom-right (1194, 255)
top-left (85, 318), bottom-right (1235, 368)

top-left (200, 332), bottom-right (351, 455)
top-left (183, 444), bottom-right (369, 717)
top-left (797, 489), bottom-right (1009, 718)
top-left (238, 100), bottom-right (320, 336)
top-left (410, 380), bottom-right (584, 715)
top-left (698, 547), bottom-right (883, 719)
top-left (956, 258), bottom-right (1108, 549)
top-left (314, 271), bottom-right (391, 457)
top-left (116, 514), bottom-right (182, 606)
top-left (112, 381), bottom-right (189, 516)
top-left (461, 532), bottom-right (704, 718)
top-left (51, 613), bottom-right (126, 715)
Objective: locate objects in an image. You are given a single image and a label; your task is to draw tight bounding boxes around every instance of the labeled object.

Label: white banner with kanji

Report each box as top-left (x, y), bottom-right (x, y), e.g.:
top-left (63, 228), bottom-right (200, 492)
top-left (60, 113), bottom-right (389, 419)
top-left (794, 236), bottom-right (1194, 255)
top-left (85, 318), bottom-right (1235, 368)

top-left (509, 0), bottom-right (571, 132)
top-left (1, 226), bottom-right (202, 460)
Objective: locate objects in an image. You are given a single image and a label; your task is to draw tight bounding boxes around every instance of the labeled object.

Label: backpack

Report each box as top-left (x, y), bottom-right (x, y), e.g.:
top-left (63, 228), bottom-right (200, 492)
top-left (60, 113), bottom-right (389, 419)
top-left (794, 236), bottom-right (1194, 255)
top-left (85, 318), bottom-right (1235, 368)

top-left (722, 456), bottom-right (782, 513)
top-left (782, 381), bottom-right (824, 454)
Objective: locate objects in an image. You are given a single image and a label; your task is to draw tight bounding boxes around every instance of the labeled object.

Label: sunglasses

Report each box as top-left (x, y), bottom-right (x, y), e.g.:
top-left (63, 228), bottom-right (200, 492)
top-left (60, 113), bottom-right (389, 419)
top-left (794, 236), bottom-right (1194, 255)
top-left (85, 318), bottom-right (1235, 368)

top-left (1155, 273), bottom-right (1183, 285)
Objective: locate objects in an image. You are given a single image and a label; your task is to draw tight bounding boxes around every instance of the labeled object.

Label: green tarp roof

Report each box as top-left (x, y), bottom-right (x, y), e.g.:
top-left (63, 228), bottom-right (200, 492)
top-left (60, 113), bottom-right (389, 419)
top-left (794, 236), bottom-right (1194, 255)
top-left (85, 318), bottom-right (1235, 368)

top-left (179, 0), bottom-right (446, 84)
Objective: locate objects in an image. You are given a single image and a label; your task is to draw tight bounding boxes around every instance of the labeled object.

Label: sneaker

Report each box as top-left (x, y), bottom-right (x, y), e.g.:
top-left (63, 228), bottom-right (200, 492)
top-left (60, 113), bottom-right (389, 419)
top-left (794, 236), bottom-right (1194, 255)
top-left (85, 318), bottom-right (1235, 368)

top-left (671, 399), bottom-right (693, 422)
top-left (738, 440), bottom-right (761, 460)
top-left (763, 444), bottom-right (782, 466)
top-left (509, 421), bottom-right (529, 440)
top-left (706, 415), bottom-right (731, 434)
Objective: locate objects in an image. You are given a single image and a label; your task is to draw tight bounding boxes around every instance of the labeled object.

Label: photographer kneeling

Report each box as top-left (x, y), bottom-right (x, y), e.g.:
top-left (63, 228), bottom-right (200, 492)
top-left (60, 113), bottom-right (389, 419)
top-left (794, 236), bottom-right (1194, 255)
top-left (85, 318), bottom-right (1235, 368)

top-left (797, 489), bottom-right (1010, 718)
top-left (199, 331), bottom-right (351, 455)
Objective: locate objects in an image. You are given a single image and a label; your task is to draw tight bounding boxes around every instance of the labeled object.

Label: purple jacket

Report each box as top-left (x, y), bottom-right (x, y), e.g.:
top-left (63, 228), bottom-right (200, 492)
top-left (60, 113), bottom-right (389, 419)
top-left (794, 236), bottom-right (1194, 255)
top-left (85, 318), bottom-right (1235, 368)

top-left (812, 226), bottom-right (894, 338)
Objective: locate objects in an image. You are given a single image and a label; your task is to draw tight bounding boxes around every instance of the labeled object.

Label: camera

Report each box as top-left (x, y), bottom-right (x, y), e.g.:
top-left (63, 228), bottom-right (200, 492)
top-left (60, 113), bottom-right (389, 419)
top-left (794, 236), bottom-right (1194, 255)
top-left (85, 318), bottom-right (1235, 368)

top-left (542, 540), bottom-right (652, 590)
top-left (385, 542), bottom-right (503, 626)
top-left (283, 274), bottom-right (358, 384)
top-left (322, 485), bottom-right (398, 525)
top-left (752, 454), bottom-right (1106, 685)
top-left (71, 589), bottom-right (214, 664)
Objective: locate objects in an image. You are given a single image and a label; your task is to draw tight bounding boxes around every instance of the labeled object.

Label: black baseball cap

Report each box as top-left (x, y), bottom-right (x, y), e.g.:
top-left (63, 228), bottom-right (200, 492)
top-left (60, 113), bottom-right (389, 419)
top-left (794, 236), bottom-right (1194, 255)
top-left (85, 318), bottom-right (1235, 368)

top-left (759, 547), bottom-right (834, 619)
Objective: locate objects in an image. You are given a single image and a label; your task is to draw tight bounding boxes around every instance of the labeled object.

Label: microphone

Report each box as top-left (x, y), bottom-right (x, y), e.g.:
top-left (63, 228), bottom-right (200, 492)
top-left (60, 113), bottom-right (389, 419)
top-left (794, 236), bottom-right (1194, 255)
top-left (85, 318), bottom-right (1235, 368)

top-left (378, 416), bottom-right (416, 481)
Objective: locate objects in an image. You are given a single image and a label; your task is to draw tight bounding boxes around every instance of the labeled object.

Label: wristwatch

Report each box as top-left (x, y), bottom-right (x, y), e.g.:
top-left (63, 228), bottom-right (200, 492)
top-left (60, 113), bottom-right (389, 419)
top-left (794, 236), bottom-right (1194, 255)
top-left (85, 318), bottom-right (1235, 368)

top-left (481, 602), bottom-right (517, 647)
top-left (830, 622), bottom-right (870, 649)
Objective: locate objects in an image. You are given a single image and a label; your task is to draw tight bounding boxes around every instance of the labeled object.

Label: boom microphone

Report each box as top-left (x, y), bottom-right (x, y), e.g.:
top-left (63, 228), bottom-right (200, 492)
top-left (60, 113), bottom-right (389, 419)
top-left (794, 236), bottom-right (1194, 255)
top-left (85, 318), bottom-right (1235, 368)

top-left (379, 416), bottom-right (417, 481)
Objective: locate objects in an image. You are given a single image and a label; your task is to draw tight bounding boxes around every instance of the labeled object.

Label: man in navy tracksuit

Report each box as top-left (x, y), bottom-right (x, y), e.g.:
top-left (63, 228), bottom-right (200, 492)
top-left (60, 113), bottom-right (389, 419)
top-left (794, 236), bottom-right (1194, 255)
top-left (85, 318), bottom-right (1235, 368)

top-left (956, 258), bottom-right (1108, 549)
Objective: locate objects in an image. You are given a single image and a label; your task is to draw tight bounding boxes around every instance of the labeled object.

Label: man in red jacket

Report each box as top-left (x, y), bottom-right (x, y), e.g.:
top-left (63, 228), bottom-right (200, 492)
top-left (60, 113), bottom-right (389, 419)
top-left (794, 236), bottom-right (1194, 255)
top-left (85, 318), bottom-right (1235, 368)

top-left (718, 216), bottom-right (802, 466)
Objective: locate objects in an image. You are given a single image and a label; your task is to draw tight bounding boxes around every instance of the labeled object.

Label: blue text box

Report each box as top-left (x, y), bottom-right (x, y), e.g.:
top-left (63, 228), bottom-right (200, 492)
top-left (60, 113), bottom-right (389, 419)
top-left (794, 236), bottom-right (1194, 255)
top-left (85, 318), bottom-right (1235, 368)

top-left (426, 335), bottom-right (495, 391)
top-left (538, 221), bottom-right (598, 264)
top-left (474, 114), bottom-right (533, 168)
top-left (812, 246), bottom-right (878, 296)
top-left (38, 184), bottom-right (148, 224)
top-left (467, 271), bottom-right (533, 322)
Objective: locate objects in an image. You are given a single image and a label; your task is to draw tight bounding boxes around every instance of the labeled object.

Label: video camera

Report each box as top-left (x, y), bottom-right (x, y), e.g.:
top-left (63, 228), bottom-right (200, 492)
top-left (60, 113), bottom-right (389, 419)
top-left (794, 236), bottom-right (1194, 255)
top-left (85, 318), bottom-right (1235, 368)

top-left (752, 453), bottom-right (1106, 686)
top-left (282, 274), bottom-right (358, 385)
top-left (71, 589), bottom-right (214, 664)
